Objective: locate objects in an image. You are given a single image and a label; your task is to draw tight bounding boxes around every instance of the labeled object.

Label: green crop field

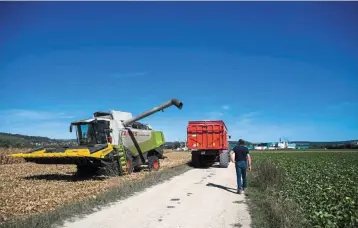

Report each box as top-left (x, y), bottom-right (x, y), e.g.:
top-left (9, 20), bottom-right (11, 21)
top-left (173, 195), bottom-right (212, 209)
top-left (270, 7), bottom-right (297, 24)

top-left (249, 150), bottom-right (358, 228)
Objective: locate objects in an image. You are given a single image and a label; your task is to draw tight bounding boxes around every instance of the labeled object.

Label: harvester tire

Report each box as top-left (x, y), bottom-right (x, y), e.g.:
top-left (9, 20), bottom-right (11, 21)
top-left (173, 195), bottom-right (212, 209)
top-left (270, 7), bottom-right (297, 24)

top-left (76, 165), bottom-right (99, 177)
top-left (191, 153), bottom-right (201, 168)
top-left (219, 150), bottom-right (229, 168)
top-left (103, 156), bottom-right (122, 176)
top-left (148, 155), bottom-right (160, 171)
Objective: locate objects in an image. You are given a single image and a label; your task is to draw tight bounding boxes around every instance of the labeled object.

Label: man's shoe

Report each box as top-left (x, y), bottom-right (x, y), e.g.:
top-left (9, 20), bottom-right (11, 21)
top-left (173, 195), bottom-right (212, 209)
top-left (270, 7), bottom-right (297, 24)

top-left (237, 189), bottom-right (242, 194)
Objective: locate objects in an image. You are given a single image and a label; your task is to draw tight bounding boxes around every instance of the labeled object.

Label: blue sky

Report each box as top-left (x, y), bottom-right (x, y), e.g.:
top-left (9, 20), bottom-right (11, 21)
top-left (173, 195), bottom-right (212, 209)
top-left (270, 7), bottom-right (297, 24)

top-left (0, 2), bottom-right (357, 142)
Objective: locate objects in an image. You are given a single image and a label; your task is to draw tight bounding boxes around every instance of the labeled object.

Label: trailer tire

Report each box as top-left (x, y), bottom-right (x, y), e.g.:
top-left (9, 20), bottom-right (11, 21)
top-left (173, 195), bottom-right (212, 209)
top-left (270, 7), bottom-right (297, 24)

top-left (191, 152), bottom-right (201, 168)
top-left (219, 150), bottom-right (229, 168)
top-left (148, 155), bottom-right (160, 171)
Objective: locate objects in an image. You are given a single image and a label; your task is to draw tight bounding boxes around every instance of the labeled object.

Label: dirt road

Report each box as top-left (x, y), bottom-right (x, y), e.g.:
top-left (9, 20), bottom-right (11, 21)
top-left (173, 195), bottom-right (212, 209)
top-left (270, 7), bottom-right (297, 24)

top-left (61, 163), bottom-right (252, 228)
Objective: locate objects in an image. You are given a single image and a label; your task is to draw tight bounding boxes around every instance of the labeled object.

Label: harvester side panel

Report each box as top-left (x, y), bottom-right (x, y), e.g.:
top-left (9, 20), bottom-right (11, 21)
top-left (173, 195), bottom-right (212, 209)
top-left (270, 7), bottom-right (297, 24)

top-left (122, 129), bottom-right (165, 157)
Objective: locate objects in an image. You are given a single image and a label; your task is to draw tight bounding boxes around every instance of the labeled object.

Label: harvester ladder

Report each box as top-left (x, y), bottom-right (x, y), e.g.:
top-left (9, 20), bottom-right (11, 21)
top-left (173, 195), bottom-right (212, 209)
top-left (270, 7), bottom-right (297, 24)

top-left (113, 145), bottom-right (128, 175)
top-left (118, 148), bottom-right (128, 174)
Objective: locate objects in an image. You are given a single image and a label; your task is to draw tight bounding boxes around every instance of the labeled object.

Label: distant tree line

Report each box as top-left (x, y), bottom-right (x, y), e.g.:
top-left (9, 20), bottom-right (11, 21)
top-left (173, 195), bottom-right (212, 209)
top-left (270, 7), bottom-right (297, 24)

top-left (0, 132), bottom-right (76, 148)
top-left (1, 132), bottom-right (357, 150)
top-left (324, 143), bottom-right (358, 149)
top-left (297, 142), bottom-right (358, 149)
top-left (163, 141), bottom-right (183, 150)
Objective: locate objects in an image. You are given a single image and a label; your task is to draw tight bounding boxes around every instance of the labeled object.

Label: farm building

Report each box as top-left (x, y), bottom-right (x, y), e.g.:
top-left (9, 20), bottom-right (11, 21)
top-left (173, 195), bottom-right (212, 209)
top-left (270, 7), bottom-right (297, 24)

top-left (287, 143), bottom-right (297, 149)
top-left (246, 145), bottom-right (254, 150)
top-left (228, 141), bottom-right (254, 150)
top-left (268, 142), bottom-right (277, 150)
top-left (254, 143), bottom-right (268, 150)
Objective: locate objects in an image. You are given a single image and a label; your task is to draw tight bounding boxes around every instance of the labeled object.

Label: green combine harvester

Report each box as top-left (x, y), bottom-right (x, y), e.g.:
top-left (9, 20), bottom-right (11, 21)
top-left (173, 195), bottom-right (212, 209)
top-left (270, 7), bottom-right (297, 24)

top-left (10, 98), bottom-right (183, 176)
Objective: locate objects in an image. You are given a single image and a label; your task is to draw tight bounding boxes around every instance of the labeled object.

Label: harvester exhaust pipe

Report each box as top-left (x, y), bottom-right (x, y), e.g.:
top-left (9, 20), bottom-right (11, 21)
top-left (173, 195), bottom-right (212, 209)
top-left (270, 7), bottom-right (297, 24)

top-left (122, 98), bottom-right (183, 127)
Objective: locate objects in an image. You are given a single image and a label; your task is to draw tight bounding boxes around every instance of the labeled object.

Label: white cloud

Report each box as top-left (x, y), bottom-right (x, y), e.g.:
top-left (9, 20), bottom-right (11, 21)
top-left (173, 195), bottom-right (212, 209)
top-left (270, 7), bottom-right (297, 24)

top-left (110, 72), bottom-right (148, 78)
top-left (227, 111), bottom-right (327, 142)
top-left (7, 121), bottom-right (74, 139)
top-left (145, 117), bottom-right (189, 142)
top-left (0, 109), bottom-right (74, 121)
top-left (206, 111), bottom-right (224, 120)
top-left (204, 105), bottom-right (231, 120)
top-left (0, 109), bottom-right (76, 139)
top-left (1, 105), bottom-right (356, 142)
top-left (145, 107), bottom-right (357, 142)
top-left (327, 101), bottom-right (358, 113)
top-left (222, 105), bottom-right (230, 110)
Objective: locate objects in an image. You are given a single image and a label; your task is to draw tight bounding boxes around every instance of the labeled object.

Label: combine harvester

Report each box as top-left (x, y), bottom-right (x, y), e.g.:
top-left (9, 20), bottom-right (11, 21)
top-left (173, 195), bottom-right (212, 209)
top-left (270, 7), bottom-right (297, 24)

top-left (10, 98), bottom-right (183, 176)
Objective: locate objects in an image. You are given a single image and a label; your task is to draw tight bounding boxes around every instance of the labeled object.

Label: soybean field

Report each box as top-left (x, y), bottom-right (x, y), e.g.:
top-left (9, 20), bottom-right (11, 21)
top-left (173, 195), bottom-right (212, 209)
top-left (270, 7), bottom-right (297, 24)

top-left (251, 150), bottom-right (358, 228)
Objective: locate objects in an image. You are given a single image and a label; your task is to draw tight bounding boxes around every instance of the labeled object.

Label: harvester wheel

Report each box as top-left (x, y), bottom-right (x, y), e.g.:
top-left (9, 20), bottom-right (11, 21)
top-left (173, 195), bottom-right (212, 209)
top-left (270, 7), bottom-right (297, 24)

top-left (103, 156), bottom-right (122, 176)
top-left (76, 165), bottom-right (99, 177)
top-left (148, 155), bottom-right (160, 171)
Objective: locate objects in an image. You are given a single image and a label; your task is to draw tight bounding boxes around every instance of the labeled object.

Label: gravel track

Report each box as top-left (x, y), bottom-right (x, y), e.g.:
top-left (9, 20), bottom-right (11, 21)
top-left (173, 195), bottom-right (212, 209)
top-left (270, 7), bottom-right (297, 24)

top-left (62, 163), bottom-right (251, 228)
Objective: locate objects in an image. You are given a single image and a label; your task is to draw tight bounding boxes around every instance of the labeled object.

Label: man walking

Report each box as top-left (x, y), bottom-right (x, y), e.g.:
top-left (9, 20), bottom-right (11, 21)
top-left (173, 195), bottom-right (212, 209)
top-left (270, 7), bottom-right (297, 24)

top-left (230, 139), bottom-right (252, 194)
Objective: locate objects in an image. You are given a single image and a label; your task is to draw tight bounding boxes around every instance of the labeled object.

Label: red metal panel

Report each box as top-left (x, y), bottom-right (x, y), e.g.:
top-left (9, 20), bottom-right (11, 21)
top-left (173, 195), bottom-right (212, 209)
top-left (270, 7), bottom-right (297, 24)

top-left (187, 120), bottom-right (228, 150)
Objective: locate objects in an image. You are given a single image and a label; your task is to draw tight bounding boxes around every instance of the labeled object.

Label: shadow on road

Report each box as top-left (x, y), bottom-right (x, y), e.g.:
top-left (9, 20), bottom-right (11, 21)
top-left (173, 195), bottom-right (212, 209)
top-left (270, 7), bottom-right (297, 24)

top-left (187, 161), bottom-right (219, 169)
top-left (206, 182), bottom-right (237, 194)
top-left (211, 163), bottom-right (226, 168)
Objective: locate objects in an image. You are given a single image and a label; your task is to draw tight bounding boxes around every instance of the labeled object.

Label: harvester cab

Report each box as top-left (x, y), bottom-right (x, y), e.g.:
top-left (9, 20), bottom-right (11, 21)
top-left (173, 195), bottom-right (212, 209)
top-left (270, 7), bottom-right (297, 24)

top-left (69, 110), bottom-right (130, 146)
top-left (10, 98), bottom-right (183, 177)
top-left (69, 119), bottom-right (111, 146)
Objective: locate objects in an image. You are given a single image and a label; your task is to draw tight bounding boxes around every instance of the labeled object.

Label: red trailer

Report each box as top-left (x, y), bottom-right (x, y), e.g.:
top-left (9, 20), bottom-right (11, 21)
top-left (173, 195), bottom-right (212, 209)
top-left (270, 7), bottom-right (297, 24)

top-left (187, 120), bottom-right (230, 168)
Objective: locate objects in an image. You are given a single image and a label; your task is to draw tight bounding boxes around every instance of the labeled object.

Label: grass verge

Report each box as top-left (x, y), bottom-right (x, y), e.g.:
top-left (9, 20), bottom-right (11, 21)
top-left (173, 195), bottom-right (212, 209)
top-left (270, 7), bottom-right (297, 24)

top-left (245, 160), bottom-right (309, 228)
top-left (0, 163), bottom-right (192, 228)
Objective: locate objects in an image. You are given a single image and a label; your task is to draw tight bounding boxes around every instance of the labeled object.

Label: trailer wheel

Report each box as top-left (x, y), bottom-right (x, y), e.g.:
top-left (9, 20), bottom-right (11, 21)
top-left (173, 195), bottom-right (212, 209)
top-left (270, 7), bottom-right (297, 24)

top-left (191, 152), bottom-right (201, 168)
top-left (219, 150), bottom-right (229, 168)
top-left (148, 155), bottom-right (160, 171)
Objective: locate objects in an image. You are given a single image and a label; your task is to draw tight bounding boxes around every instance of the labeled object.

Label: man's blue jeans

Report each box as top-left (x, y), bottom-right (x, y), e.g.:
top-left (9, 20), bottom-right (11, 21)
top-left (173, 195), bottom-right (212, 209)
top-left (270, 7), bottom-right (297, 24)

top-left (235, 161), bottom-right (247, 190)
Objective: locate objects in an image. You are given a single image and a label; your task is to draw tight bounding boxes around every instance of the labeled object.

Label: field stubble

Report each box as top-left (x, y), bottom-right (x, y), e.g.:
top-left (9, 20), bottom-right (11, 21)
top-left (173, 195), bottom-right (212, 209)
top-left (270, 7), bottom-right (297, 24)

top-left (0, 148), bottom-right (29, 165)
top-left (0, 148), bottom-right (190, 223)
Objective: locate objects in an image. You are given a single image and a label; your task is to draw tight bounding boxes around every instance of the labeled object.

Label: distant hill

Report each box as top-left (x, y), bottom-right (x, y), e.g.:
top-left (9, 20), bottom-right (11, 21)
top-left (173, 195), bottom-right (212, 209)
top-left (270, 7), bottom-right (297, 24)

top-left (1, 132), bottom-right (357, 149)
top-left (0, 132), bottom-right (76, 148)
